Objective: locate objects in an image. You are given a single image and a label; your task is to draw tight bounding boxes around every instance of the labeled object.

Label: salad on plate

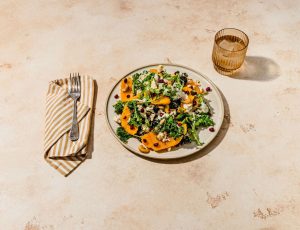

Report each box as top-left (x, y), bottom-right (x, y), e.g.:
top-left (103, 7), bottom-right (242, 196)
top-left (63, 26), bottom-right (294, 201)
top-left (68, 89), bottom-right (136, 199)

top-left (112, 65), bottom-right (215, 154)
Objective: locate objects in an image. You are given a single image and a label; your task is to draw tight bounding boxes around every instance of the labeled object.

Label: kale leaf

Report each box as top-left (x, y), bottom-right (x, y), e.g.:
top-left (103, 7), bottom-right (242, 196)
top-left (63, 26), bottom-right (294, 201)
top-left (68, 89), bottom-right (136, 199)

top-left (113, 100), bottom-right (124, 114)
top-left (180, 135), bottom-right (192, 145)
top-left (132, 73), bottom-right (142, 94)
top-left (116, 127), bottom-right (132, 143)
top-left (127, 101), bottom-right (143, 128)
top-left (155, 116), bottom-right (184, 138)
top-left (182, 114), bottom-right (214, 146)
top-left (194, 114), bottom-right (214, 128)
top-left (132, 71), bottom-right (155, 95)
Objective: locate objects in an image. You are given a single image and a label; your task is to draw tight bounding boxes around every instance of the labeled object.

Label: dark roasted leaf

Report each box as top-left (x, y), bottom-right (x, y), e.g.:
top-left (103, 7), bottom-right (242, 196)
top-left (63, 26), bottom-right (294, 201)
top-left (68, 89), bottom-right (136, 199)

top-left (116, 127), bottom-right (132, 143)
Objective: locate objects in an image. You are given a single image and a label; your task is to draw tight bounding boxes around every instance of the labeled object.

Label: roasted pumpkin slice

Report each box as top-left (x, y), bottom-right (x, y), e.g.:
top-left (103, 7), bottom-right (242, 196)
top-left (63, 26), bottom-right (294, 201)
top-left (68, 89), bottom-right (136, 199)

top-left (149, 69), bottom-right (157, 74)
top-left (141, 124), bottom-right (187, 151)
top-left (182, 94), bottom-right (194, 104)
top-left (184, 80), bottom-right (203, 94)
top-left (121, 105), bottom-right (138, 135)
top-left (194, 86), bottom-right (203, 94)
top-left (140, 132), bottom-right (180, 151)
top-left (182, 86), bottom-right (197, 103)
top-left (120, 77), bottom-right (133, 102)
top-left (151, 96), bottom-right (171, 105)
top-left (183, 86), bottom-right (192, 93)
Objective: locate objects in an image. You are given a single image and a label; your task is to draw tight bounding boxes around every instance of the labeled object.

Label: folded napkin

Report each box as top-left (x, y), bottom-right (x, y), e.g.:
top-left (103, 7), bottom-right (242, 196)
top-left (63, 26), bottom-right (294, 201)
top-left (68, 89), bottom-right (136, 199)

top-left (44, 76), bottom-right (95, 176)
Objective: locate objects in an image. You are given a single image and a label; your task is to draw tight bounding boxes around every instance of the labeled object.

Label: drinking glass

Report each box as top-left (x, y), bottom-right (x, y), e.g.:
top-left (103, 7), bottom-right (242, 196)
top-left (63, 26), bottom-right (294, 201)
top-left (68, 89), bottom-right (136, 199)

top-left (212, 28), bottom-right (249, 76)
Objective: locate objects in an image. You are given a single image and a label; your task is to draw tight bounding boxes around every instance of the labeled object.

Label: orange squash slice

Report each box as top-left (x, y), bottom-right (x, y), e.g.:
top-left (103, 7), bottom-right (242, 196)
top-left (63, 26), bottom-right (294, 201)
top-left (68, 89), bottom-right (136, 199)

top-left (151, 96), bottom-right (171, 105)
top-left (149, 69), bottom-right (158, 74)
top-left (120, 77), bottom-right (133, 102)
top-left (121, 105), bottom-right (138, 135)
top-left (140, 124), bottom-right (187, 151)
top-left (182, 94), bottom-right (194, 104)
top-left (184, 80), bottom-right (203, 94)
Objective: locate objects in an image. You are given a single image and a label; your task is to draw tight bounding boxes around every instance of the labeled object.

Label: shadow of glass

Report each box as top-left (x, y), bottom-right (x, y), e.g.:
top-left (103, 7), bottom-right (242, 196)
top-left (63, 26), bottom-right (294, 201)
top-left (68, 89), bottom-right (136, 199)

top-left (85, 79), bottom-right (98, 159)
top-left (136, 88), bottom-right (230, 164)
top-left (231, 56), bottom-right (280, 81)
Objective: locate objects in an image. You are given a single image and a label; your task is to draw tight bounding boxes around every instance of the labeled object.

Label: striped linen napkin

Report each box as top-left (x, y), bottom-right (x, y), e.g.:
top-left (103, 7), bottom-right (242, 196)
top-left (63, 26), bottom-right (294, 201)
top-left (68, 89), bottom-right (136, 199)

top-left (44, 76), bottom-right (95, 177)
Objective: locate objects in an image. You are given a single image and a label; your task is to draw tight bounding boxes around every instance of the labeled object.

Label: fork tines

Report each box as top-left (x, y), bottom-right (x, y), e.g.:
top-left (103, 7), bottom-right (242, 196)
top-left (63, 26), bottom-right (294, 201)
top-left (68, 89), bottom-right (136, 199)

top-left (68, 73), bottom-right (81, 96)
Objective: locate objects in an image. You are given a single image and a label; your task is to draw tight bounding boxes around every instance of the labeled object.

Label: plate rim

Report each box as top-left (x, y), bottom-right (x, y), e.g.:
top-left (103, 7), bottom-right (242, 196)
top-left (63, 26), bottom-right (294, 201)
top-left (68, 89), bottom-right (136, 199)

top-left (105, 63), bottom-right (224, 160)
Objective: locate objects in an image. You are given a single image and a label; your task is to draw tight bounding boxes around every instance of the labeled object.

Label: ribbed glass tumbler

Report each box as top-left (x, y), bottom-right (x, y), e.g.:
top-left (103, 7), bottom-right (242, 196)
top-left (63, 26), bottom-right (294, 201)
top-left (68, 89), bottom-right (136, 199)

top-left (212, 28), bottom-right (249, 76)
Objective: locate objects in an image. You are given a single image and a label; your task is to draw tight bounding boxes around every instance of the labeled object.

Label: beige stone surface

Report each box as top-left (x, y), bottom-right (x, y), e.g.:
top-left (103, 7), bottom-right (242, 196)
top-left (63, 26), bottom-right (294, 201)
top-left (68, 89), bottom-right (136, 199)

top-left (0, 0), bottom-right (300, 229)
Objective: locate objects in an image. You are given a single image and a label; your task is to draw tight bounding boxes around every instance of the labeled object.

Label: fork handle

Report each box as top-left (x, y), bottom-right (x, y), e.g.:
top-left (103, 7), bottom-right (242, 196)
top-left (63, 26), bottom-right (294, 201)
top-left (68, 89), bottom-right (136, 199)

top-left (70, 99), bottom-right (79, 141)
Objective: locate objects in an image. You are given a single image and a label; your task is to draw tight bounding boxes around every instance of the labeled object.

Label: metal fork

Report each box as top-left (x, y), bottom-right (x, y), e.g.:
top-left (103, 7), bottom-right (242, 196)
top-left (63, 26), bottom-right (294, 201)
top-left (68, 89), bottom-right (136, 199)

top-left (68, 73), bottom-right (81, 141)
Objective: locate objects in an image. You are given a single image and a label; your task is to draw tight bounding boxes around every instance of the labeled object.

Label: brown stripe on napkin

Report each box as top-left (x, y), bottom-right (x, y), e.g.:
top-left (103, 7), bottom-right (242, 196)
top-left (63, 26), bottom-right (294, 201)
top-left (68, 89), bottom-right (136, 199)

top-left (44, 76), bottom-right (95, 176)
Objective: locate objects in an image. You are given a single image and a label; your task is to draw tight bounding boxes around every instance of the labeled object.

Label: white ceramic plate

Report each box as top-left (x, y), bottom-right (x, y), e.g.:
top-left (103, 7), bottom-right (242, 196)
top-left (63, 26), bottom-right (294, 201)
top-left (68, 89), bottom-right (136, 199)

top-left (105, 64), bottom-right (224, 159)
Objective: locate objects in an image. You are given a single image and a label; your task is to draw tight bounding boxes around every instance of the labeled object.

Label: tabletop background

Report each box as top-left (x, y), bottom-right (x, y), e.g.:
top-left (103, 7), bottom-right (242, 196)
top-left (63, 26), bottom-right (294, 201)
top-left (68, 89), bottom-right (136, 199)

top-left (1, 0), bottom-right (300, 229)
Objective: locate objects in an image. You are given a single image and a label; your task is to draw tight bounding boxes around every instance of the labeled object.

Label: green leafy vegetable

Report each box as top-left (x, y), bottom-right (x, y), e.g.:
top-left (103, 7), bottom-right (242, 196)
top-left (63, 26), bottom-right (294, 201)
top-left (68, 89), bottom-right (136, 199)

top-left (176, 113), bottom-right (188, 121)
top-left (182, 114), bottom-right (214, 145)
top-left (127, 101), bottom-right (143, 128)
top-left (132, 71), bottom-right (154, 95)
top-left (116, 127), bottom-right (132, 143)
top-left (180, 135), bottom-right (192, 145)
top-left (162, 85), bottom-right (177, 99)
top-left (113, 100), bottom-right (124, 114)
top-left (187, 114), bottom-right (201, 145)
top-left (161, 71), bottom-right (172, 80)
top-left (154, 116), bottom-right (184, 138)
top-left (132, 73), bottom-right (142, 94)
top-left (194, 114), bottom-right (214, 128)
